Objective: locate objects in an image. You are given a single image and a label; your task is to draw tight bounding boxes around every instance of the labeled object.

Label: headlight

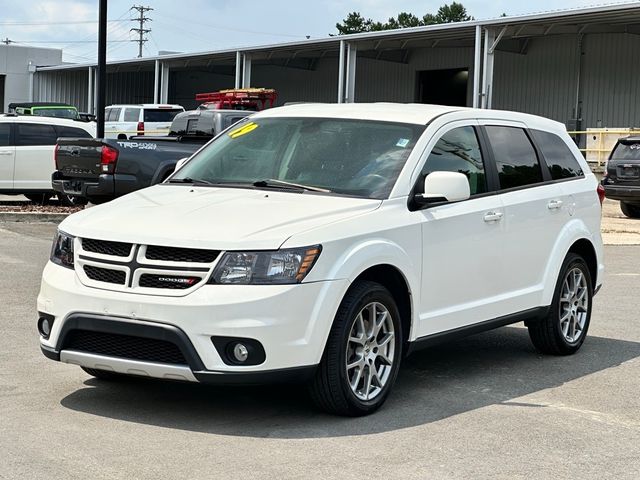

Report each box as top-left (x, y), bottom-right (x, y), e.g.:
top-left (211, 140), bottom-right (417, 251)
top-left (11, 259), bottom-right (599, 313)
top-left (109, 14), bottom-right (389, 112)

top-left (50, 230), bottom-right (75, 269)
top-left (210, 246), bottom-right (321, 285)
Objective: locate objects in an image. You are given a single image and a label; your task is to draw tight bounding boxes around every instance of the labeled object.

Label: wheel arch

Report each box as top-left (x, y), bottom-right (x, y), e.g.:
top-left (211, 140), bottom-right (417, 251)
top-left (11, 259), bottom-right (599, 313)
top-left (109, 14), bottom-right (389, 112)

top-left (542, 220), bottom-right (600, 305)
top-left (352, 264), bottom-right (413, 347)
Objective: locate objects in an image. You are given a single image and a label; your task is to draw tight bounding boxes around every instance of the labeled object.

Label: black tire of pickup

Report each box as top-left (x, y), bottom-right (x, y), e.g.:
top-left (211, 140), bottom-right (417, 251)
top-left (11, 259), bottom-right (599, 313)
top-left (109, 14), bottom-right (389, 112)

top-left (620, 202), bottom-right (640, 219)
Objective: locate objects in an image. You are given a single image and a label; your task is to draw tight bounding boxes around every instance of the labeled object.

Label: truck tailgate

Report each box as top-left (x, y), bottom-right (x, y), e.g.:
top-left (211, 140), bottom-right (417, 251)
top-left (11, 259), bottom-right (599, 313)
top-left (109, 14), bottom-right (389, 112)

top-left (56, 138), bottom-right (108, 178)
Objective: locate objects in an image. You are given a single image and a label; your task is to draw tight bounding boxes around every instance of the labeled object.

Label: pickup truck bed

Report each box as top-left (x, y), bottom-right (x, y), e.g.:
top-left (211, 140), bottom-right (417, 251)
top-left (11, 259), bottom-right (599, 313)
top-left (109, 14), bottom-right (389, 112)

top-left (52, 109), bottom-right (252, 204)
top-left (53, 136), bottom-right (206, 204)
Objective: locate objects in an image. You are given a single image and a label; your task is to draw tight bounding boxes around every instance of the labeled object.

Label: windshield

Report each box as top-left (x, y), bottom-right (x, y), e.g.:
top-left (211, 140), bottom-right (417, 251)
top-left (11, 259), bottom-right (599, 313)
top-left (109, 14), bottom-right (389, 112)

top-left (35, 108), bottom-right (79, 120)
top-left (171, 117), bottom-right (424, 199)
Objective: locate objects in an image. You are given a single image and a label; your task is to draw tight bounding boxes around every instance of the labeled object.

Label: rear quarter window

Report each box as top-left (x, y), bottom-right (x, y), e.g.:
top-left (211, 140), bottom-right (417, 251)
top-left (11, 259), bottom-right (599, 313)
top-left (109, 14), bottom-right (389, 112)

top-left (531, 130), bottom-right (583, 180)
top-left (55, 126), bottom-right (93, 139)
top-left (124, 108), bottom-right (141, 122)
top-left (144, 109), bottom-right (182, 122)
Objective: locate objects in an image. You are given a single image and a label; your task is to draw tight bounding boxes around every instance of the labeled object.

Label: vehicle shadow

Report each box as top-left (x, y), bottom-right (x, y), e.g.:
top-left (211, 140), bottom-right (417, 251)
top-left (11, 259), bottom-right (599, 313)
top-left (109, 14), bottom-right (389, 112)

top-left (59, 327), bottom-right (640, 438)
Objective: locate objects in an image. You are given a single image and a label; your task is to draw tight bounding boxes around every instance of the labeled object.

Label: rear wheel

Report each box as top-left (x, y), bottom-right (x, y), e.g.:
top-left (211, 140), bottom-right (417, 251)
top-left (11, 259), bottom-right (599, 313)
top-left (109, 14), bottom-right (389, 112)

top-left (620, 202), bottom-right (640, 219)
top-left (81, 367), bottom-right (122, 380)
top-left (308, 281), bottom-right (403, 416)
top-left (528, 253), bottom-right (593, 355)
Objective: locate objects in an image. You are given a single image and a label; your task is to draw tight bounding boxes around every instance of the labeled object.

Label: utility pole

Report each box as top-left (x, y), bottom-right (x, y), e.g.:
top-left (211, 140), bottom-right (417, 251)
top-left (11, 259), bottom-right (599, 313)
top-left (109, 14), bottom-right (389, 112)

top-left (96, 0), bottom-right (107, 138)
top-left (130, 5), bottom-right (152, 58)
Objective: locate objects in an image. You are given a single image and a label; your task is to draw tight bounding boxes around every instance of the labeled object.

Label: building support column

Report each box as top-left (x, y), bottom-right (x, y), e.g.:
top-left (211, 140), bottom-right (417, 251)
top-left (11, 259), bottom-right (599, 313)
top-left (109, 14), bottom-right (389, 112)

top-left (345, 43), bottom-right (357, 103)
top-left (160, 62), bottom-right (170, 103)
top-left (153, 60), bottom-right (160, 103)
top-left (242, 53), bottom-right (252, 88)
top-left (481, 26), bottom-right (506, 109)
top-left (87, 66), bottom-right (94, 114)
top-left (235, 51), bottom-right (242, 88)
top-left (337, 40), bottom-right (345, 103)
top-left (473, 25), bottom-right (482, 108)
top-left (28, 62), bottom-right (36, 102)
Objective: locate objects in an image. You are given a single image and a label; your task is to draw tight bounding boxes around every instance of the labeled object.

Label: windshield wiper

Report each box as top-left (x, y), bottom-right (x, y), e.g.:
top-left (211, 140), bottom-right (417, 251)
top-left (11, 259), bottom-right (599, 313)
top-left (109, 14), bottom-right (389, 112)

top-left (253, 179), bottom-right (331, 193)
top-left (167, 177), bottom-right (215, 186)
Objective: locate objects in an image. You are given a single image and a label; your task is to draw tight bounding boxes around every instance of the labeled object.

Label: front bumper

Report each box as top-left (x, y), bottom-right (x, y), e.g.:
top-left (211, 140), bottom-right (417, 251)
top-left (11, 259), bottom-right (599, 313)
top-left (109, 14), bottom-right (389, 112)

top-left (38, 261), bottom-right (348, 382)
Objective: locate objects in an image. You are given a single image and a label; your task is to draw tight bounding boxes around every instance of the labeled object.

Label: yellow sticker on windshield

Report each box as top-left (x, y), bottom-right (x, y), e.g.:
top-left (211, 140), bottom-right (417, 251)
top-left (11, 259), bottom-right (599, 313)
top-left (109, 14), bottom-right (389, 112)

top-left (229, 122), bottom-right (259, 139)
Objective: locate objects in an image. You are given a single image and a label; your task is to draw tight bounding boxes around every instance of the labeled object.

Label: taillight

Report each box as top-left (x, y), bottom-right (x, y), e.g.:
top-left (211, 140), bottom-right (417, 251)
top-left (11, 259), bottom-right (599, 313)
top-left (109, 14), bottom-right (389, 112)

top-left (100, 145), bottom-right (119, 174)
top-left (54, 144), bottom-right (60, 170)
top-left (137, 121), bottom-right (144, 135)
top-left (597, 184), bottom-right (606, 206)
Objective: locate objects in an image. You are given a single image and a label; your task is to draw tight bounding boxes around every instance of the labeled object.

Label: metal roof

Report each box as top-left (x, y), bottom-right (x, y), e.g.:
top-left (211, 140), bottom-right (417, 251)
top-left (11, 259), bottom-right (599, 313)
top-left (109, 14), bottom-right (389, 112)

top-left (36, 1), bottom-right (640, 72)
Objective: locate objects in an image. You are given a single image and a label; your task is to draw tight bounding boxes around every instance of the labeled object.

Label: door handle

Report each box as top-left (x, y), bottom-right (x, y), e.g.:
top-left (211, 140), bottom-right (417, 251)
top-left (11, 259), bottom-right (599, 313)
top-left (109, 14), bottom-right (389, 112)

top-left (547, 199), bottom-right (563, 210)
top-left (483, 211), bottom-right (503, 222)
top-left (0, 151), bottom-right (13, 155)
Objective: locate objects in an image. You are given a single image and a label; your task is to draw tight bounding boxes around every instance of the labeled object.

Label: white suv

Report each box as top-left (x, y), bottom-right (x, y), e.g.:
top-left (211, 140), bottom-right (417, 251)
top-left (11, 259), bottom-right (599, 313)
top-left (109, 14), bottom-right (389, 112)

top-left (0, 115), bottom-right (95, 204)
top-left (38, 104), bottom-right (604, 416)
top-left (104, 103), bottom-right (184, 139)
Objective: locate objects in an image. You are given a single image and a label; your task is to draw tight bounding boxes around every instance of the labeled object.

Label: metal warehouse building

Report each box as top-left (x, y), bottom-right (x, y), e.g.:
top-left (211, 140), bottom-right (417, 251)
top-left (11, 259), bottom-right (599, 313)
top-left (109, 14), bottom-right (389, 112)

top-left (32, 3), bottom-right (640, 156)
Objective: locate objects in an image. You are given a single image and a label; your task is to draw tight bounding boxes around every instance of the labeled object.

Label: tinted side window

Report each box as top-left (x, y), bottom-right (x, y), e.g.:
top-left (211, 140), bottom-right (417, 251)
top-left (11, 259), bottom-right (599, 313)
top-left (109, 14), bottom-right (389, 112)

top-left (55, 126), bottom-right (93, 139)
top-left (531, 130), bottom-right (583, 180)
top-left (420, 126), bottom-right (487, 195)
top-left (16, 123), bottom-right (58, 146)
top-left (124, 108), bottom-right (140, 122)
top-left (0, 124), bottom-right (12, 146)
top-left (485, 126), bottom-right (543, 189)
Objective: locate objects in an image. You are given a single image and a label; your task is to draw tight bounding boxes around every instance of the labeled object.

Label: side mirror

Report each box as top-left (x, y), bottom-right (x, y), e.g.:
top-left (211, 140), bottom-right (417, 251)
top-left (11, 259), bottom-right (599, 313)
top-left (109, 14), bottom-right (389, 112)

top-left (174, 157), bottom-right (189, 171)
top-left (415, 171), bottom-right (470, 206)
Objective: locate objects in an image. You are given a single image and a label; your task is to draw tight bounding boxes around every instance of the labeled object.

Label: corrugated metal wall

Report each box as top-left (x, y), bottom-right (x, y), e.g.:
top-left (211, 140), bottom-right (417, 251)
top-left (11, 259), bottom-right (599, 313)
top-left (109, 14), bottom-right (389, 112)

top-left (33, 33), bottom-right (640, 130)
top-left (252, 59), bottom-right (338, 105)
top-left (34, 70), bottom-right (89, 111)
top-left (104, 71), bottom-right (154, 105)
top-left (492, 36), bottom-right (580, 123)
top-left (581, 33), bottom-right (640, 129)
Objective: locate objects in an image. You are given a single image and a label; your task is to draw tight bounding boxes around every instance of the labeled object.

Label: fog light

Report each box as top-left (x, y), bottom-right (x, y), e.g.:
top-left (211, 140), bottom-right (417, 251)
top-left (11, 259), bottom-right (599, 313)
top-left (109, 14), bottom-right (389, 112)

top-left (233, 343), bottom-right (249, 363)
top-left (37, 313), bottom-right (55, 339)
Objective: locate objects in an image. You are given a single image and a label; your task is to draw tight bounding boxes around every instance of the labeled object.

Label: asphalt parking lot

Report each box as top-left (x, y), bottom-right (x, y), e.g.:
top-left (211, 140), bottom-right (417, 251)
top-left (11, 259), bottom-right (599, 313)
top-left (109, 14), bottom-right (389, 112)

top-left (1, 221), bottom-right (639, 480)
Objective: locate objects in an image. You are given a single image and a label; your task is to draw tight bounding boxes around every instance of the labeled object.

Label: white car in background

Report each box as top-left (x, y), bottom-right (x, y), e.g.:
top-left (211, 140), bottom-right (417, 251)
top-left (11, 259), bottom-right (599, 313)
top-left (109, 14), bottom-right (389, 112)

top-left (104, 103), bottom-right (184, 139)
top-left (38, 103), bottom-right (604, 415)
top-left (0, 115), bottom-right (95, 205)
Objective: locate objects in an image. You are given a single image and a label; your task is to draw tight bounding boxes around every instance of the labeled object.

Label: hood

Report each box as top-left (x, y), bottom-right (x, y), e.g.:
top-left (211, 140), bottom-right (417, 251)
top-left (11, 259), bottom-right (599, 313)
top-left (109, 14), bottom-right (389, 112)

top-left (60, 185), bottom-right (381, 250)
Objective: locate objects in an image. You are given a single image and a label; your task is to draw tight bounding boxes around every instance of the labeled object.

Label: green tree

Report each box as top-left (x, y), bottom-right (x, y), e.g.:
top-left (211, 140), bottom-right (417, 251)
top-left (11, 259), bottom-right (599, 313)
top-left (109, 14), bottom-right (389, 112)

top-left (336, 2), bottom-right (475, 35)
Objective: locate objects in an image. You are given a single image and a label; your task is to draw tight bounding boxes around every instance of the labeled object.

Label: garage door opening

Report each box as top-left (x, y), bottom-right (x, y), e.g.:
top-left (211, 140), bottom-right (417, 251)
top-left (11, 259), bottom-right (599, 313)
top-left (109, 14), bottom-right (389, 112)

top-left (417, 68), bottom-right (469, 107)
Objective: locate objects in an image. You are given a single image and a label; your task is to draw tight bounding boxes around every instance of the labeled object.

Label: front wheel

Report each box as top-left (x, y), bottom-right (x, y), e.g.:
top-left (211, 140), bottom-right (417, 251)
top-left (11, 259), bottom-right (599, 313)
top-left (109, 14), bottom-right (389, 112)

top-left (308, 281), bottom-right (403, 416)
top-left (528, 253), bottom-right (593, 355)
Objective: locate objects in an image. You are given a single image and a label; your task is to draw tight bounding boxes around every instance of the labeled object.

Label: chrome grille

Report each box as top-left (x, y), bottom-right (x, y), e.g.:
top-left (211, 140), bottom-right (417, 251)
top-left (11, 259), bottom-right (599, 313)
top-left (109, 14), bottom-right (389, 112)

top-left (82, 238), bottom-right (132, 257)
top-left (83, 265), bottom-right (126, 285)
top-left (145, 245), bottom-right (219, 263)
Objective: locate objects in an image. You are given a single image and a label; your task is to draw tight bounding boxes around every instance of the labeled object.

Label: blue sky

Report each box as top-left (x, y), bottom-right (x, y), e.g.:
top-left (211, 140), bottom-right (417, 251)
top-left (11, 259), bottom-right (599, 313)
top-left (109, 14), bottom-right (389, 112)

top-left (0, 0), bottom-right (635, 63)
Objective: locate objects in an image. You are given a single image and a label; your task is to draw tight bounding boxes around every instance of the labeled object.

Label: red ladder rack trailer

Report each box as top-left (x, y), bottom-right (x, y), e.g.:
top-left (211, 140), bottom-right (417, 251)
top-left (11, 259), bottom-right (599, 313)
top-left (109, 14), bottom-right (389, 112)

top-left (195, 88), bottom-right (278, 111)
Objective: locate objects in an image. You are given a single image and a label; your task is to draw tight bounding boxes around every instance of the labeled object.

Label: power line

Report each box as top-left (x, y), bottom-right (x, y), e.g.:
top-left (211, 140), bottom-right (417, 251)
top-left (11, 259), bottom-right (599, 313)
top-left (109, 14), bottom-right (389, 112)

top-left (130, 5), bottom-right (152, 58)
top-left (0, 19), bottom-right (129, 26)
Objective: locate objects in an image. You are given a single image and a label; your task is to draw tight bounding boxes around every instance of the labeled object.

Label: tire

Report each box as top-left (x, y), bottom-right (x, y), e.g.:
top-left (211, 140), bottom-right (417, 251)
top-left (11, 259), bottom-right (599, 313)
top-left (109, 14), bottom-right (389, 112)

top-left (528, 253), bottom-right (593, 355)
top-left (620, 202), bottom-right (640, 219)
top-left (24, 194), bottom-right (52, 204)
top-left (81, 367), bottom-right (122, 380)
top-left (308, 281), bottom-right (403, 416)
top-left (57, 193), bottom-right (88, 207)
